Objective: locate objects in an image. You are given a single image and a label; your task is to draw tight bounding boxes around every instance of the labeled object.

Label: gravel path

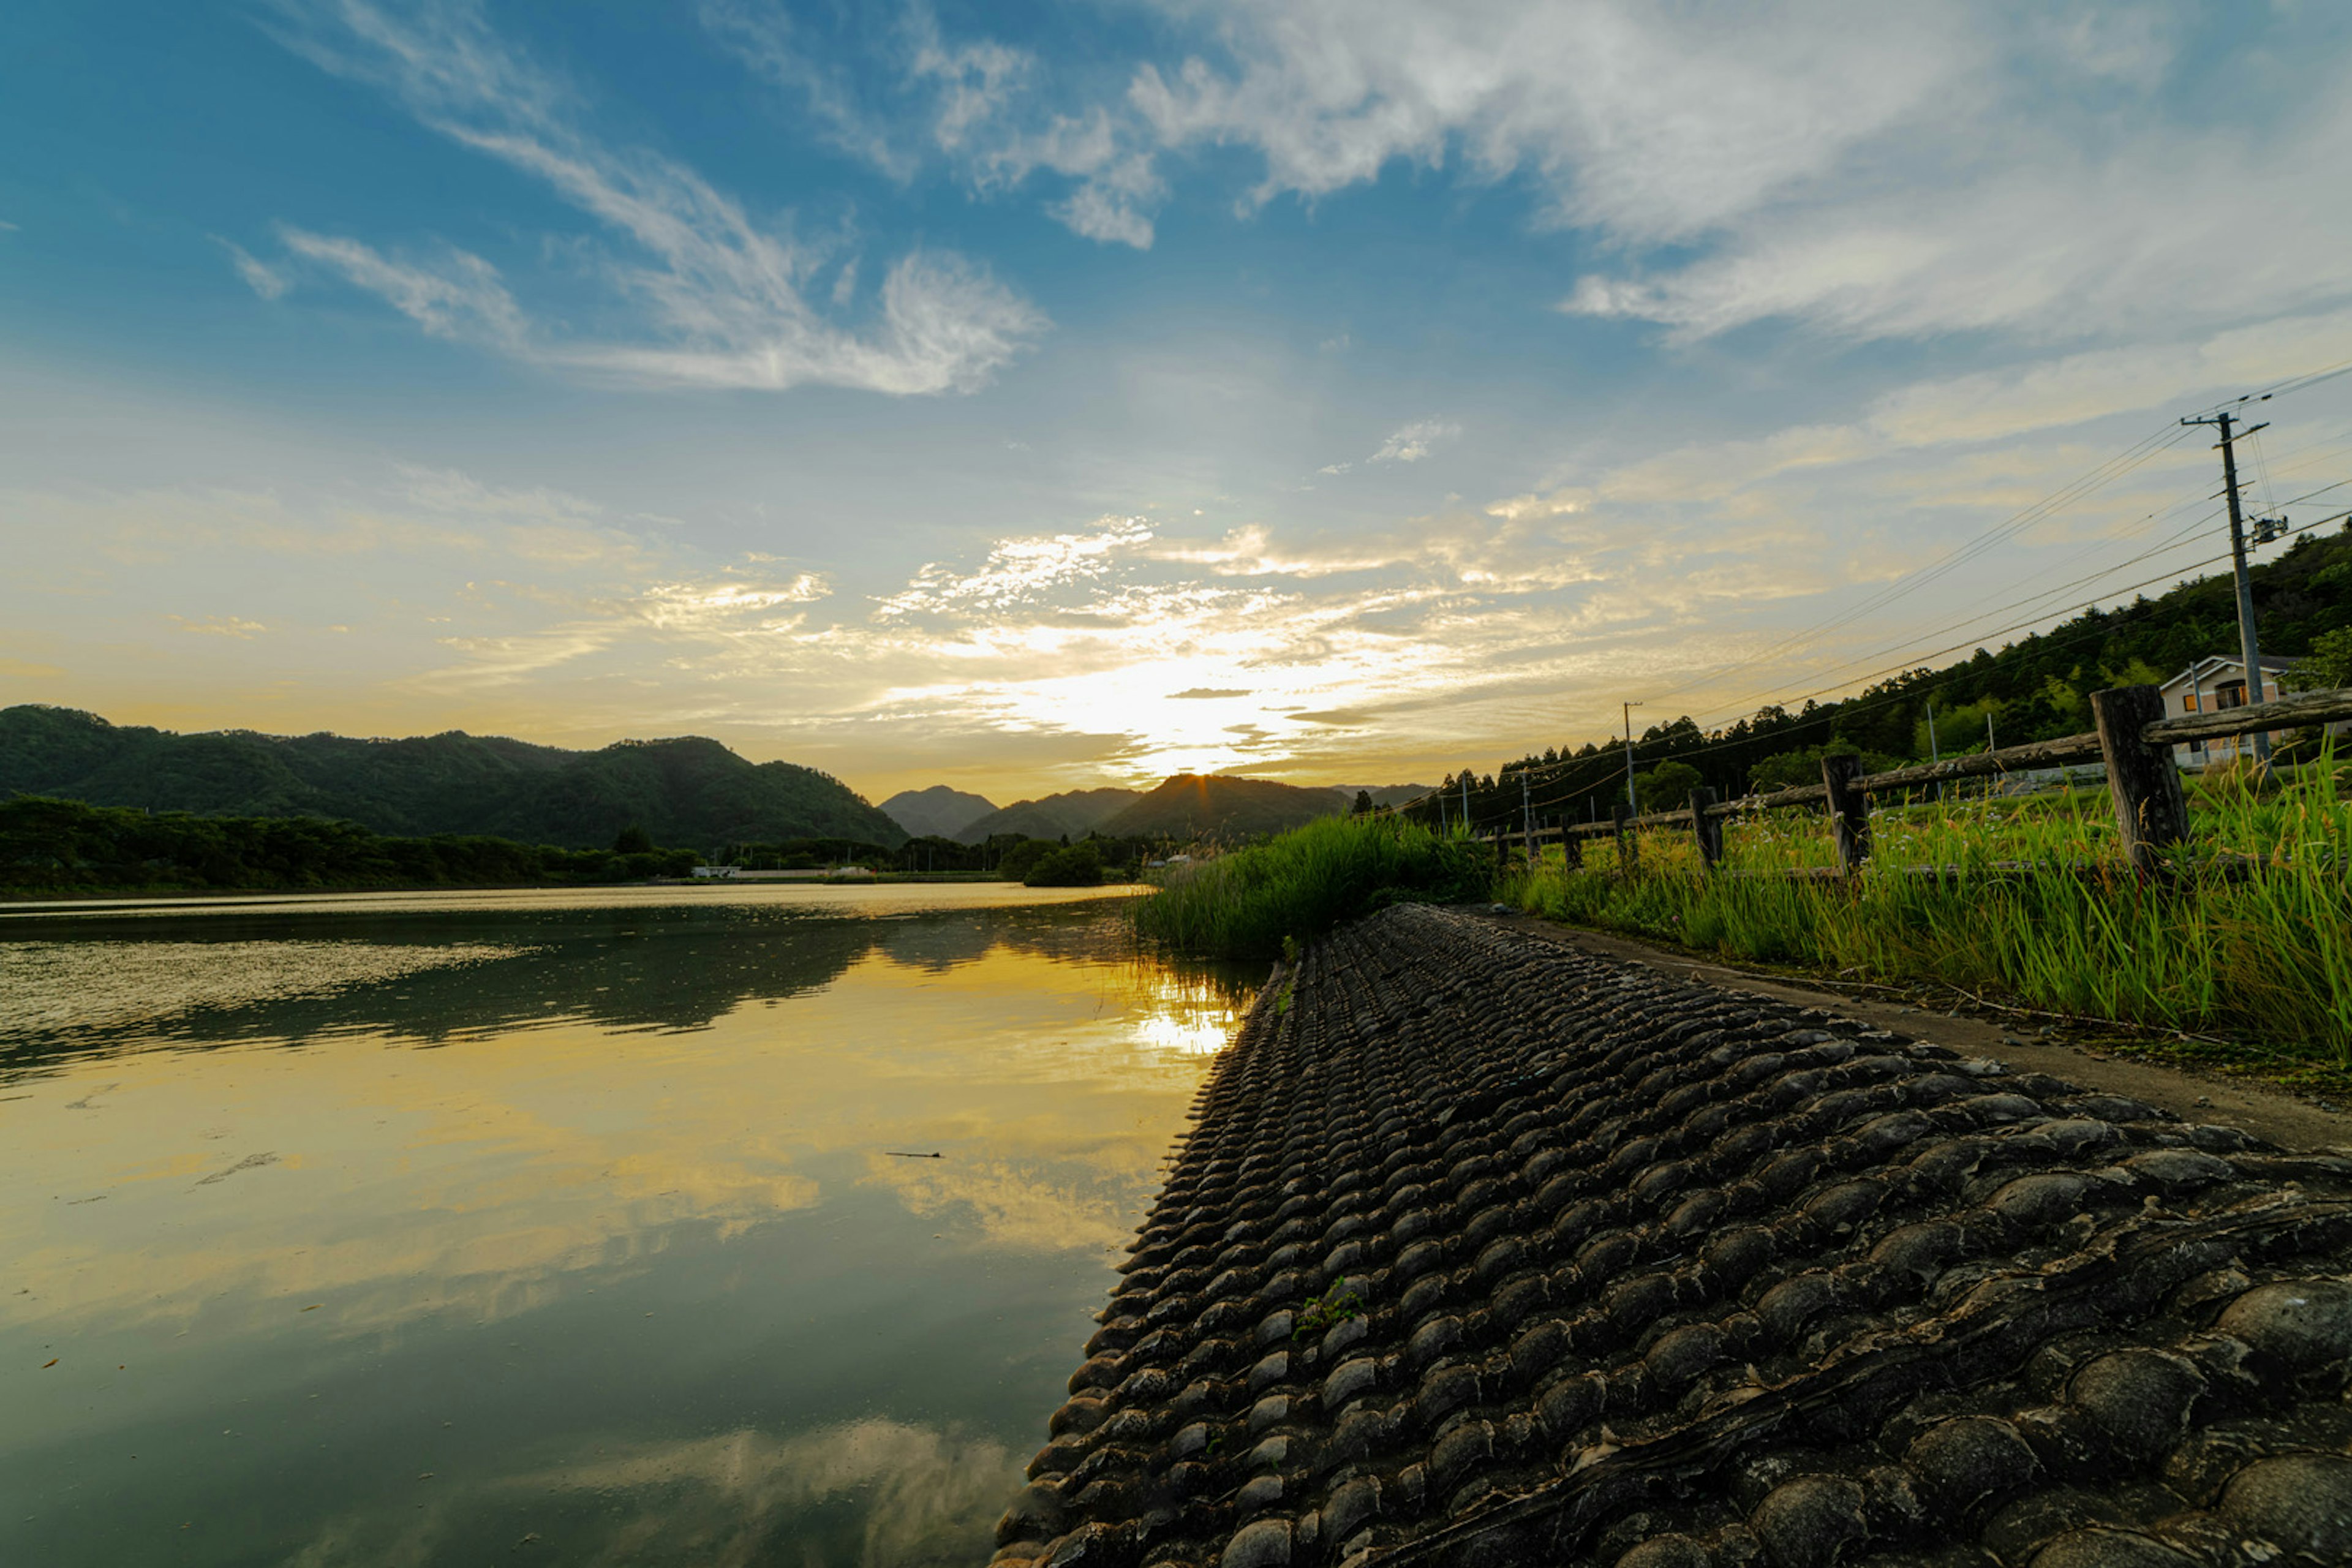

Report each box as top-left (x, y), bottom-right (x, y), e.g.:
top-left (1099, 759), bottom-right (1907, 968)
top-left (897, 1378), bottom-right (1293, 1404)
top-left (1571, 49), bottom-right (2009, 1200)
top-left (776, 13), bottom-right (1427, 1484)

top-left (992, 904), bottom-right (2352, 1568)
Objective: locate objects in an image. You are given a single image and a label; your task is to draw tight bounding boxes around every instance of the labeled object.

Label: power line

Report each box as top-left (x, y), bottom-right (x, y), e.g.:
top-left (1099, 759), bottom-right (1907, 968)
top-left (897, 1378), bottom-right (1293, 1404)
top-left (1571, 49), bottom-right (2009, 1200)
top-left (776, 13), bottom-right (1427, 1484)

top-left (1427, 505), bottom-right (2350, 822)
top-left (1642, 421), bottom-right (2194, 706)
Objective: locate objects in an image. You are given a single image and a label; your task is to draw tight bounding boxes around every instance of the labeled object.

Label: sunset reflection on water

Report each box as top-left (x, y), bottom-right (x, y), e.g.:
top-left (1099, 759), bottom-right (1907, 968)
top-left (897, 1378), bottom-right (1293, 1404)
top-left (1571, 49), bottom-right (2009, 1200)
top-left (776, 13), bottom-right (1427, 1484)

top-left (0, 884), bottom-right (1250, 1567)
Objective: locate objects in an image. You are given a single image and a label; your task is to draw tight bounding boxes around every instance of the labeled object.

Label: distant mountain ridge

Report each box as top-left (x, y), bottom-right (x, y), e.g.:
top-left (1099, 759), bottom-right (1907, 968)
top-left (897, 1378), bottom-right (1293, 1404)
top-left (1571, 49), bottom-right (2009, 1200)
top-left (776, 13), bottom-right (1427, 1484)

top-left (879, 785), bottom-right (997, 840)
top-left (953, 787), bottom-right (1141, 844)
top-left (0, 706), bottom-right (905, 850)
top-left (1095, 775), bottom-right (1368, 839)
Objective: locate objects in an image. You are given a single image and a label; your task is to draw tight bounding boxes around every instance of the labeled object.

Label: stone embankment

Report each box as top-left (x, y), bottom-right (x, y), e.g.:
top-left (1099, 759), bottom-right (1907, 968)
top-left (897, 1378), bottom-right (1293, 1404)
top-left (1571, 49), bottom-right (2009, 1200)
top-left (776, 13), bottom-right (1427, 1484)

top-left (992, 904), bottom-right (2352, 1568)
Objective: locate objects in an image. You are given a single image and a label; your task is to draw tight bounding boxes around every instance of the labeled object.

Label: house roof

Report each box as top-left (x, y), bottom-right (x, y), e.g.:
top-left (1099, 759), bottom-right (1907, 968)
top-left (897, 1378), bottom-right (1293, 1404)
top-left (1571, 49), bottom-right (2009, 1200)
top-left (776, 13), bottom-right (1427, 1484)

top-left (2163, 654), bottom-right (2296, 689)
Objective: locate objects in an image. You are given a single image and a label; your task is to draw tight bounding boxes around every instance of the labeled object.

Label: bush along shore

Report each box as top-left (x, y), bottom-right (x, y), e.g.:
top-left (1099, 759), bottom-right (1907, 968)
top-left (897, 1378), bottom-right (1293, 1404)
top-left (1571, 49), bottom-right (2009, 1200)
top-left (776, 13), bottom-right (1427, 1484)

top-left (1129, 812), bottom-right (1492, 960)
top-left (0, 794), bottom-right (696, 896)
top-left (1499, 757), bottom-right (2352, 1087)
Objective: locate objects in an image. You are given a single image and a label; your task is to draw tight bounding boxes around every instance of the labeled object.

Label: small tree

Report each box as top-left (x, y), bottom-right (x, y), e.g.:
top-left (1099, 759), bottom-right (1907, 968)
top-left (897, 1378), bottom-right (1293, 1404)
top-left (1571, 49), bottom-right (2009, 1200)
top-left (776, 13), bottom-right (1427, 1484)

top-left (1351, 790), bottom-right (1374, 815)
top-left (2286, 627), bottom-right (2352, 692)
top-left (612, 823), bottom-right (654, 854)
top-left (1635, 761), bottom-right (1704, 812)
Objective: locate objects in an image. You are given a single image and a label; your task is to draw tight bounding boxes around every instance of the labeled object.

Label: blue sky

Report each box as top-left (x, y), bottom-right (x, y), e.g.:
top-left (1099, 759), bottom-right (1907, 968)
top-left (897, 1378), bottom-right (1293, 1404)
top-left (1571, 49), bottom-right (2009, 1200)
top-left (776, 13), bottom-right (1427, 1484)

top-left (6, 1), bottom-right (2352, 801)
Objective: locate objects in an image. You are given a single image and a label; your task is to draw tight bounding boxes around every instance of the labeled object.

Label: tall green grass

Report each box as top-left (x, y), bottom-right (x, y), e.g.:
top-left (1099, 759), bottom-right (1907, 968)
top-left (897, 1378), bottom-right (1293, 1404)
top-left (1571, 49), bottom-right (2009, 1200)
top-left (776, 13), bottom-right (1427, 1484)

top-left (1131, 813), bottom-right (1492, 960)
top-left (1512, 756), bottom-right (2352, 1066)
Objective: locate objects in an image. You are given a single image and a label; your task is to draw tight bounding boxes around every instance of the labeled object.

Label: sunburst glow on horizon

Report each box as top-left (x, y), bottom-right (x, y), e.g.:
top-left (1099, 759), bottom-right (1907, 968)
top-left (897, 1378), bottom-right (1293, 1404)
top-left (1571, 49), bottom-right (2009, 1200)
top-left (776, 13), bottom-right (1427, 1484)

top-left (9, 2), bottom-right (2352, 803)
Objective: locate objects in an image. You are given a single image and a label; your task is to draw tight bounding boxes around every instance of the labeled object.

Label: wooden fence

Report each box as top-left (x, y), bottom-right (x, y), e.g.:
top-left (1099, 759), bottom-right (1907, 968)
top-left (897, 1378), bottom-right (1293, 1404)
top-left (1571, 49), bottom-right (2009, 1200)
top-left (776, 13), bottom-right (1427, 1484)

top-left (1478, 683), bottom-right (2352, 879)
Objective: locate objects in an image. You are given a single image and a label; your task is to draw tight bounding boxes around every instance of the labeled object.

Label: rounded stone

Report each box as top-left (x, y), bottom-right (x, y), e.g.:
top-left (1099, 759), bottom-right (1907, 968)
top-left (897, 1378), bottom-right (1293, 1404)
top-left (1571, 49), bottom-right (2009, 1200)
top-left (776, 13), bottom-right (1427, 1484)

top-left (1750, 1474), bottom-right (1868, 1568)
top-left (2068, 1351), bottom-right (2201, 1460)
top-left (2029, 1529), bottom-right (2201, 1568)
top-left (1869, 1221), bottom-right (1964, 1283)
top-left (1616, 1536), bottom-right (1713, 1568)
top-left (2220, 1452), bottom-right (2352, 1559)
top-left (1221, 1516), bottom-right (1292, 1568)
top-left (1903, 1418), bottom-right (2035, 1515)
top-left (2215, 1280), bottom-right (2352, 1368)
top-left (1322, 1476), bottom-right (1380, 1544)
top-left (1249, 1395), bottom-right (1291, 1434)
top-left (2119, 1148), bottom-right (2234, 1192)
top-left (1645, 1323), bottom-right (1730, 1390)
top-left (1237, 1472), bottom-right (1285, 1512)
top-left (1537, 1371), bottom-right (1603, 1436)
top-left (995, 1480), bottom-right (1069, 1545)
top-left (1406, 1314), bottom-right (1463, 1366)
top-left (1322, 1356), bottom-right (1379, 1410)
top-left (1986, 1173), bottom-right (2089, 1229)
top-left (1801, 1179), bottom-right (1883, 1232)
top-left (1249, 1351), bottom-right (1291, 1392)
top-left (1757, 1273), bottom-right (1845, 1340)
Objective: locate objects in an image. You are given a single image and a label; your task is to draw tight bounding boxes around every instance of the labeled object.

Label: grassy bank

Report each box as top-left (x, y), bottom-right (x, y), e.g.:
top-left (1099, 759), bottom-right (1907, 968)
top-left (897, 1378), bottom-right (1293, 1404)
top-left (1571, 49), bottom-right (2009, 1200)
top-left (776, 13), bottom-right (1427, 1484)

top-left (1131, 813), bottom-right (1491, 960)
top-left (1504, 760), bottom-right (2352, 1074)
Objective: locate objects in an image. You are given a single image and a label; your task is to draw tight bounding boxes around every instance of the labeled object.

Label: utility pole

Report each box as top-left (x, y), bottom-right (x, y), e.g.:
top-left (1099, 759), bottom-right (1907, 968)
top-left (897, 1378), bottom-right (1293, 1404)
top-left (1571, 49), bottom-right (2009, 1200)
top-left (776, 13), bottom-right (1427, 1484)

top-left (2183, 408), bottom-right (2288, 766)
top-left (1623, 701), bottom-right (1642, 813)
top-left (1520, 771), bottom-right (1536, 870)
top-left (1926, 696), bottom-right (1941, 801)
top-left (1460, 772), bottom-right (1472, 834)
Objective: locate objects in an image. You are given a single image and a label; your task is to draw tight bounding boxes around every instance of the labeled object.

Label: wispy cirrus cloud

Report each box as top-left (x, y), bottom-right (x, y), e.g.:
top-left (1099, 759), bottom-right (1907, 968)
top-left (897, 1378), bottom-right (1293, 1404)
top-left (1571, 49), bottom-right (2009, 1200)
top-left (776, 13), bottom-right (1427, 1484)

top-left (247, 0), bottom-right (1043, 393)
top-left (702, 2), bottom-right (1163, 249)
top-left (214, 237), bottom-right (290, 301)
top-left (1370, 418), bottom-right (1458, 464)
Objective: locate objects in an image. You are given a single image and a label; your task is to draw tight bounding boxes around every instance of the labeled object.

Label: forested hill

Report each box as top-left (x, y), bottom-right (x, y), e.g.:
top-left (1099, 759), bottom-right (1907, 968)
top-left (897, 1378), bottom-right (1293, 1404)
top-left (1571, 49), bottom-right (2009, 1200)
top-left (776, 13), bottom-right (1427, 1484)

top-left (0, 707), bottom-right (907, 850)
top-left (1440, 521), bottom-right (2352, 824)
top-left (1096, 775), bottom-right (1353, 839)
top-left (952, 787), bottom-right (1140, 844)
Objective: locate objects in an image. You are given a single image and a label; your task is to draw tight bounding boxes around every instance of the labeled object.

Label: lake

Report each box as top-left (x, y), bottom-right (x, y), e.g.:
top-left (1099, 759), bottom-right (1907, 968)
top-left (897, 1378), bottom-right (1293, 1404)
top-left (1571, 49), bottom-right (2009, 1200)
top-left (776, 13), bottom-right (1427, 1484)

top-left (0, 883), bottom-right (1249, 1567)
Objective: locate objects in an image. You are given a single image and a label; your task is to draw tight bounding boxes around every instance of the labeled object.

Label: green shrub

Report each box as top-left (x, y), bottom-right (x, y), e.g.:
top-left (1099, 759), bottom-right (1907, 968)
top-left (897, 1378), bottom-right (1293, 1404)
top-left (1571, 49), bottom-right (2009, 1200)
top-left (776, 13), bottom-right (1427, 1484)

top-left (1024, 842), bottom-right (1104, 887)
top-left (997, 838), bottom-right (1055, 881)
top-left (1131, 813), bottom-right (1491, 960)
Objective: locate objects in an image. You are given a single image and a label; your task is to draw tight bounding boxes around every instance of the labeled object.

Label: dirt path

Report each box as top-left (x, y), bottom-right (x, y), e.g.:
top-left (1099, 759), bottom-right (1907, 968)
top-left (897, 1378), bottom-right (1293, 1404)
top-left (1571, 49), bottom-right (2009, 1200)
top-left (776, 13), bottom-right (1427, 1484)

top-left (1485, 910), bottom-right (2352, 1155)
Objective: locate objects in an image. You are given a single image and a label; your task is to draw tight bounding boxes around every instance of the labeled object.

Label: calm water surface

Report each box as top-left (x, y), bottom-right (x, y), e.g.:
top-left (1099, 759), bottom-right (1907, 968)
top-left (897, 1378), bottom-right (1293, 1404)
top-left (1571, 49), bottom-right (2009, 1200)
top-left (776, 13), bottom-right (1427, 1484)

top-left (0, 884), bottom-right (1250, 1567)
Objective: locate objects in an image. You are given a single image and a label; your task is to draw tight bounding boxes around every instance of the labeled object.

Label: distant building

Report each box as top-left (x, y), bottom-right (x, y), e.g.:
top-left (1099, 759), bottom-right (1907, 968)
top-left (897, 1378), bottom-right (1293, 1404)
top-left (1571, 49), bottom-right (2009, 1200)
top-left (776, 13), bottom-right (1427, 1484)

top-left (692, 864), bottom-right (740, 879)
top-left (2158, 655), bottom-right (2303, 766)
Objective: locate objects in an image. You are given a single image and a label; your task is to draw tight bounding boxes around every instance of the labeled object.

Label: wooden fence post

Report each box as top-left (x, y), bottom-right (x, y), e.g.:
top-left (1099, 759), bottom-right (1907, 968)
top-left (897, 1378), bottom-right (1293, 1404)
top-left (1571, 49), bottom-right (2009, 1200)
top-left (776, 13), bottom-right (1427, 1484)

top-left (2091, 684), bottom-right (2188, 875)
top-left (1612, 803), bottom-right (1638, 875)
top-left (1822, 754), bottom-right (1871, 875)
top-left (1689, 785), bottom-right (1722, 868)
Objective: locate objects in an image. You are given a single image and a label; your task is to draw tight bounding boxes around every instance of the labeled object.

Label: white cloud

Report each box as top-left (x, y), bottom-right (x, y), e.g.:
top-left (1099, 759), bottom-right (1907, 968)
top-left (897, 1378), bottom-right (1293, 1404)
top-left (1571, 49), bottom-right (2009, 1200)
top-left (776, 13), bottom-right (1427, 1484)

top-left (697, 0), bottom-right (919, 179)
top-left (258, 0), bottom-right (1042, 393)
top-left (281, 229), bottom-right (526, 346)
top-left (214, 236), bottom-right (290, 300)
top-left (1370, 418), bottom-right (1458, 463)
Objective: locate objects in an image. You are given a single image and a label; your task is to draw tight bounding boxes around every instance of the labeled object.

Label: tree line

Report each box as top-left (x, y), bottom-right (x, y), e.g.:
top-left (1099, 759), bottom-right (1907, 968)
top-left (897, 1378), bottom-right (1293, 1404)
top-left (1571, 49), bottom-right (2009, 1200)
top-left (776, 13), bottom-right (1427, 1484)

top-left (1417, 523), bottom-right (2352, 829)
top-left (0, 796), bottom-right (696, 895)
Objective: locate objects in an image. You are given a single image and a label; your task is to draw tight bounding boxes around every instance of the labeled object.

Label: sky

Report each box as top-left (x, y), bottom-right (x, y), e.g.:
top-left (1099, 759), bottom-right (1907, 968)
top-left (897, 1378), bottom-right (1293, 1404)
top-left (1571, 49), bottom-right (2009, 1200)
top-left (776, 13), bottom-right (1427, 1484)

top-left (5, 0), bottom-right (2352, 805)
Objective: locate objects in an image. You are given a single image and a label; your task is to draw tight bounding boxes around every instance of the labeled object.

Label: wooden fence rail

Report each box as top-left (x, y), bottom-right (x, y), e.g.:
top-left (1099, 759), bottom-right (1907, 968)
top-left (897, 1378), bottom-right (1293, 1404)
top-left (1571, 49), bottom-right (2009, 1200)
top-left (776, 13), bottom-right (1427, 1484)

top-left (1480, 682), bottom-right (2352, 878)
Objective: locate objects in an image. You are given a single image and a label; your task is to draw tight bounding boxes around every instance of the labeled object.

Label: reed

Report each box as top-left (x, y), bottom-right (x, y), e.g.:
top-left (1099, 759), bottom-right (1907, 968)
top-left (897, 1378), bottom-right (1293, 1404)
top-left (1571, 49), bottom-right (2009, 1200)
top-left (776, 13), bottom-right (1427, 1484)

top-left (1510, 755), bottom-right (2352, 1069)
top-left (1131, 813), bottom-right (1491, 960)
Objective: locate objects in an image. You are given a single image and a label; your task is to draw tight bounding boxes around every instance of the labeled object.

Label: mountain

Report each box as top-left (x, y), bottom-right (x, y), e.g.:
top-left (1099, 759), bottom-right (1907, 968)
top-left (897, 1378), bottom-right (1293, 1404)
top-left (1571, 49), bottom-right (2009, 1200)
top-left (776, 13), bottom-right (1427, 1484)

top-left (880, 785), bottom-right (998, 840)
top-left (0, 706), bottom-right (906, 850)
top-left (1096, 775), bottom-right (1353, 839)
top-left (953, 787), bottom-right (1141, 844)
top-left (1338, 785), bottom-right (1435, 809)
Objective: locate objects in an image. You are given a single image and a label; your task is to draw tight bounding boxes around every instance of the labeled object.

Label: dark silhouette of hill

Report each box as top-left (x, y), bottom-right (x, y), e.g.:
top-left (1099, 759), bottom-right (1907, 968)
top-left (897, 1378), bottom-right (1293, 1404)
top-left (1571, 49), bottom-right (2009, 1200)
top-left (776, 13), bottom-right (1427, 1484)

top-left (1339, 785), bottom-right (1435, 809)
top-left (878, 785), bottom-right (997, 840)
top-left (953, 787), bottom-right (1141, 844)
top-left (1096, 775), bottom-right (1352, 839)
top-left (0, 707), bottom-right (905, 850)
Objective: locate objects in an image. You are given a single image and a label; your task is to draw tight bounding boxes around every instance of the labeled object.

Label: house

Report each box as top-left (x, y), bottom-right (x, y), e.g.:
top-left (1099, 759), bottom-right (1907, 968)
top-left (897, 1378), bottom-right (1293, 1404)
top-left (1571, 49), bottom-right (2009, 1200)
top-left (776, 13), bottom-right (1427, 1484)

top-left (2158, 654), bottom-right (2299, 766)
